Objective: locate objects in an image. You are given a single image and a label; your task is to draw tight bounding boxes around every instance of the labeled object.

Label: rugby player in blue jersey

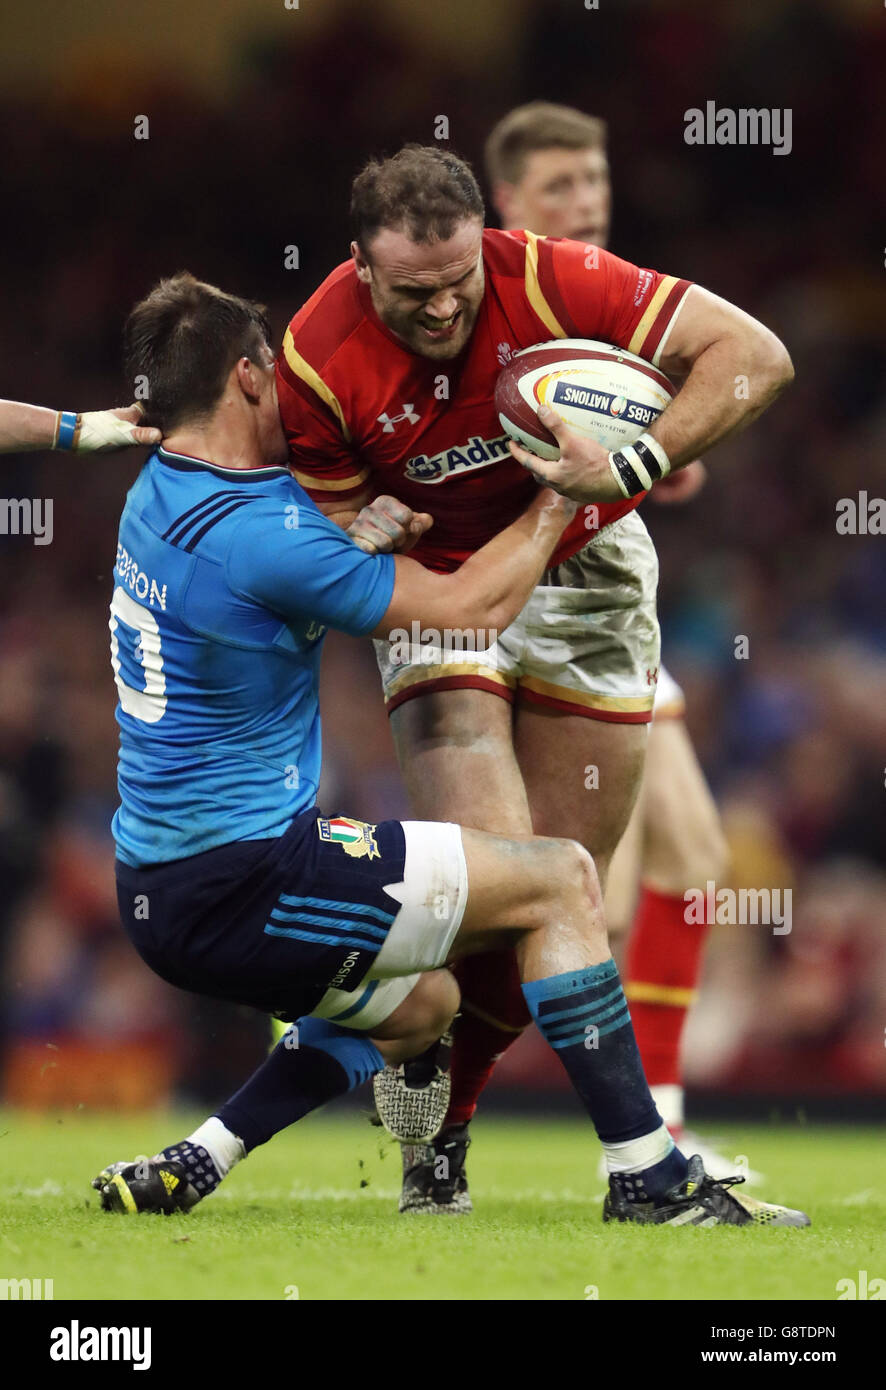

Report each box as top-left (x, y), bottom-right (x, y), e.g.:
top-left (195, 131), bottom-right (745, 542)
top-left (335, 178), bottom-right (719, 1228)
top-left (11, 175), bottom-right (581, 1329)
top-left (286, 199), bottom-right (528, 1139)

top-left (92, 273), bottom-right (806, 1227)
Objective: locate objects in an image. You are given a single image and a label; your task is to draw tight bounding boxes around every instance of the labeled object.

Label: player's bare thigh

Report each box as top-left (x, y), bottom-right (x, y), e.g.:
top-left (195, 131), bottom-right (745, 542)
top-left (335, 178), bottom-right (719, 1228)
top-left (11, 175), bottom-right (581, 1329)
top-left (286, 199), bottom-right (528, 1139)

top-left (388, 686), bottom-right (534, 834)
top-left (514, 704), bottom-right (649, 893)
top-left (636, 716), bottom-right (729, 894)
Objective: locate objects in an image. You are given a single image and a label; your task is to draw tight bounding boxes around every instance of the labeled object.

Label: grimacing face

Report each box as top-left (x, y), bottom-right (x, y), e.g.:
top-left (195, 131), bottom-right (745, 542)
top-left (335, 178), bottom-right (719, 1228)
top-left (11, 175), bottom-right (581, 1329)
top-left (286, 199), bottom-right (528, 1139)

top-left (352, 219), bottom-right (486, 361)
top-left (497, 146), bottom-right (611, 247)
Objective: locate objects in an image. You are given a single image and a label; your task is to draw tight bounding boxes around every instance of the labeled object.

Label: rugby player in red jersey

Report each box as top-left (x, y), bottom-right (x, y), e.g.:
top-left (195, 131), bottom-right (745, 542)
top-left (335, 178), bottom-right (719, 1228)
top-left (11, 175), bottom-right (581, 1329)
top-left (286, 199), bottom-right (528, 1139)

top-left (427, 101), bottom-right (741, 1184)
top-left (275, 144), bottom-right (794, 1213)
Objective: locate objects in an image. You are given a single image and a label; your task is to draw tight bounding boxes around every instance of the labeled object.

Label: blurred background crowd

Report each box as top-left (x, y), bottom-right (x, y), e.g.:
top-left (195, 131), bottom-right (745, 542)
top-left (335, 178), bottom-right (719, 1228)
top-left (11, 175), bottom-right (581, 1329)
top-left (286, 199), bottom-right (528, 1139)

top-left (0, 0), bottom-right (883, 1115)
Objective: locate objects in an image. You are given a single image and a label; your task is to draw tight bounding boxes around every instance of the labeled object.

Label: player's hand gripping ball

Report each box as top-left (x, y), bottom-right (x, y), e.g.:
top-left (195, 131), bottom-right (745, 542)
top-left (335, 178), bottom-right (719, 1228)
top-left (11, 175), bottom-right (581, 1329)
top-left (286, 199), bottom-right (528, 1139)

top-left (495, 338), bottom-right (675, 504)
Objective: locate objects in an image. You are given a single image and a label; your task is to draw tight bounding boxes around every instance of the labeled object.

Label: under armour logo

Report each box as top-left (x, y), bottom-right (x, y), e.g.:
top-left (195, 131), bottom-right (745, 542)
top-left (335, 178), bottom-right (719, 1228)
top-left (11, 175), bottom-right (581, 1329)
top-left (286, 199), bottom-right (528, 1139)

top-left (496, 342), bottom-right (513, 366)
top-left (377, 404), bottom-right (420, 433)
top-left (646, 666), bottom-right (659, 686)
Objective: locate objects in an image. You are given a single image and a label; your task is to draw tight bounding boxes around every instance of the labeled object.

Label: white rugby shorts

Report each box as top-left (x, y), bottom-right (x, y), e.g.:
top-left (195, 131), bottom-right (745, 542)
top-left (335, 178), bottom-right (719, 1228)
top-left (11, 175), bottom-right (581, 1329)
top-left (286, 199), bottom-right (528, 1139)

top-left (375, 510), bottom-right (662, 724)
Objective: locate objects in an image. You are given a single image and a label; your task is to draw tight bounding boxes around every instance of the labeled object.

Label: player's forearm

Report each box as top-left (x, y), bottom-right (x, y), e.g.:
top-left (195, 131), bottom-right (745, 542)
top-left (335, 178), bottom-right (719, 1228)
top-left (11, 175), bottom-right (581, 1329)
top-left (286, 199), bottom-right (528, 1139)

top-left (414, 490), bottom-right (573, 635)
top-left (375, 490), bottom-right (573, 640)
top-left (0, 400), bottom-right (59, 452)
top-left (0, 398), bottom-right (161, 454)
top-left (653, 306), bottom-right (794, 469)
top-left (314, 489), bottom-right (372, 535)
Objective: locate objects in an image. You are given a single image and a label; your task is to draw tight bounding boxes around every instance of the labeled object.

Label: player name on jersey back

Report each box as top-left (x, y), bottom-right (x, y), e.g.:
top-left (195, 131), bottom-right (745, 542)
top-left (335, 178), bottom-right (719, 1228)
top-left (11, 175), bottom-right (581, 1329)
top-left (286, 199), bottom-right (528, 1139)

top-left (109, 450), bottom-right (394, 867)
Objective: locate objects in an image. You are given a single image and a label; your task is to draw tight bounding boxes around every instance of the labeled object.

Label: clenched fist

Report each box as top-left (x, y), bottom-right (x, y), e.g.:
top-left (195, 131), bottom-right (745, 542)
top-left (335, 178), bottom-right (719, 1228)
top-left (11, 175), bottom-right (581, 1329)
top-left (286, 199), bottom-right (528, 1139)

top-left (348, 495), bottom-right (433, 555)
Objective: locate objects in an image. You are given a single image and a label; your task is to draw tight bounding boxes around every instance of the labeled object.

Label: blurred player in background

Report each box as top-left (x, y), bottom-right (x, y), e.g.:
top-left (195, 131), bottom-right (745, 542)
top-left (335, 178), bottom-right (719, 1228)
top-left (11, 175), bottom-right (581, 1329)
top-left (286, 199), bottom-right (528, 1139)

top-left (470, 102), bottom-right (737, 1176)
top-left (275, 144), bottom-right (793, 1212)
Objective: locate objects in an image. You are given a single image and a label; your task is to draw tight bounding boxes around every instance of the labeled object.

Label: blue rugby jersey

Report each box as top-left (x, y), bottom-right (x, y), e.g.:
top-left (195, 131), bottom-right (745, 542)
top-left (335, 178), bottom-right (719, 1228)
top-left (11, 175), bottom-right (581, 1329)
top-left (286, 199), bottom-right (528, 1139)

top-left (110, 447), bottom-right (395, 867)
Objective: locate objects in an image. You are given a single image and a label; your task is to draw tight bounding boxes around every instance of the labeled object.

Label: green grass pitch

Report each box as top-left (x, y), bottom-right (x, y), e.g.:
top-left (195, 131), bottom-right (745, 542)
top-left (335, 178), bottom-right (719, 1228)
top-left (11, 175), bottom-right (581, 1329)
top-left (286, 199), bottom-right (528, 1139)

top-left (1, 1108), bottom-right (882, 1301)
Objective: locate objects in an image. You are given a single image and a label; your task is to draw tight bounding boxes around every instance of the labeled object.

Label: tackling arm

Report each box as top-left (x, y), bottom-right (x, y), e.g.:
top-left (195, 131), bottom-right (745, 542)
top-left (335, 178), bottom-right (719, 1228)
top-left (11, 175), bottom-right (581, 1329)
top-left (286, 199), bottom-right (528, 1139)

top-left (373, 487), bottom-right (575, 640)
top-left (0, 399), bottom-right (160, 454)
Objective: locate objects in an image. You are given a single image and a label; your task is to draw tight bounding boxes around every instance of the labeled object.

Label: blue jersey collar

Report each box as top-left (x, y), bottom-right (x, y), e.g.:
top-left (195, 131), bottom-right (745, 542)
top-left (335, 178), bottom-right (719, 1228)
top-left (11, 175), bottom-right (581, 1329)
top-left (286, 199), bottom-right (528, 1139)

top-left (156, 446), bottom-right (290, 482)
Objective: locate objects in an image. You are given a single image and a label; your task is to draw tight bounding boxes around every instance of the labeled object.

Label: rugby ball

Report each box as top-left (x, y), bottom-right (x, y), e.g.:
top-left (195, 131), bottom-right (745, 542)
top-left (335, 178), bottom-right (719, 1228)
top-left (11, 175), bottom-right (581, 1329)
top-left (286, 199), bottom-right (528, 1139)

top-left (495, 339), bottom-right (674, 461)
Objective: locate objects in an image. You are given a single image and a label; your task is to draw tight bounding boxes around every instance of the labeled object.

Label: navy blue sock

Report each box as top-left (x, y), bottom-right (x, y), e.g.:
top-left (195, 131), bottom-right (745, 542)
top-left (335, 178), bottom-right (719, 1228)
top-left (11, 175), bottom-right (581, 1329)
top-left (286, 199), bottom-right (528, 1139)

top-left (608, 1149), bottom-right (691, 1204)
top-left (522, 959), bottom-right (665, 1145)
top-left (215, 1017), bottom-right (383, 1152)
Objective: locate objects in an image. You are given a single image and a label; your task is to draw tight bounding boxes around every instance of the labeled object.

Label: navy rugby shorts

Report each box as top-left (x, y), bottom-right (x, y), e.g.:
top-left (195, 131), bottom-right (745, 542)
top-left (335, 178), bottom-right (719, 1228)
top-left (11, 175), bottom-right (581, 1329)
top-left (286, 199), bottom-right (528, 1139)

top-left (116, 808), bottom-right (468, 1028)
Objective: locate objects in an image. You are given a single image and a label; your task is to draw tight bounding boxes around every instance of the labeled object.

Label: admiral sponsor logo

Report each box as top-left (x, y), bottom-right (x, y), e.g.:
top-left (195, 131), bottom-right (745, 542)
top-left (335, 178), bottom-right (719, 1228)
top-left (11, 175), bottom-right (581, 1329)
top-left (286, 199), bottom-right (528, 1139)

top-left (552, 383), bottom-right (655, 426)
top-left (404, 434), bottom-right (511, 483)
top-left (50, 1321), bottom-right (151, 1370)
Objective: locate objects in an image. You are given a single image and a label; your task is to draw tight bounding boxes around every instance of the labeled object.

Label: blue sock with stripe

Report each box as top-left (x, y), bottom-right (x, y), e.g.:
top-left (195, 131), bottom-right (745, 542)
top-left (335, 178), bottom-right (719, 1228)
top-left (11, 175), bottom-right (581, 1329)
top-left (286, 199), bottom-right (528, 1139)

top-left (216, 1017), bottom-right (383, 1152)
top-left (523, 959), bottom-right (688, 1198)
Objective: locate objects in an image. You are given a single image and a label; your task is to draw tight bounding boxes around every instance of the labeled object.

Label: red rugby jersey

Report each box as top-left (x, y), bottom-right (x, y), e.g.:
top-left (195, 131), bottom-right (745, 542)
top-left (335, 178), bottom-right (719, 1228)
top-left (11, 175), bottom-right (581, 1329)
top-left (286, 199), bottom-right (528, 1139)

top-left (277, 229), bottom-right (692, 573)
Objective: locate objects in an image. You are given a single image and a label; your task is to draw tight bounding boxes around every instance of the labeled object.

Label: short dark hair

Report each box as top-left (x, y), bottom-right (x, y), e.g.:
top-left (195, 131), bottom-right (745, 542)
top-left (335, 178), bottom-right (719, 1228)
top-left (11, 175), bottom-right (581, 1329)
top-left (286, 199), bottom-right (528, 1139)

top-left (124, 272), bottom-right (271, 433)
top-left (350, 145), bottom-right (484, 257)
top-left (485, 103), bottom-right (607, 187)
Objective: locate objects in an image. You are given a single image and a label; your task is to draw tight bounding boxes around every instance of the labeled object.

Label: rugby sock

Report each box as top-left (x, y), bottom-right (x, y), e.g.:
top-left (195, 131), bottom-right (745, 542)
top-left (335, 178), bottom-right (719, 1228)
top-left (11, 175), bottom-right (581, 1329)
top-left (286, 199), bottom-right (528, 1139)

top-left (159, 1139), bottom-right (226, 1200)
top-left (523, 958), bottom-right (688, 1199)
top-left (624, 885), bottom-right (710, 1098)
top-left (186, 1116), bottom-right (246, 1177)
top-left (216, 1017), bottom-right (383, 1152)
top-left (446, 949), bottom-right (530, 1127)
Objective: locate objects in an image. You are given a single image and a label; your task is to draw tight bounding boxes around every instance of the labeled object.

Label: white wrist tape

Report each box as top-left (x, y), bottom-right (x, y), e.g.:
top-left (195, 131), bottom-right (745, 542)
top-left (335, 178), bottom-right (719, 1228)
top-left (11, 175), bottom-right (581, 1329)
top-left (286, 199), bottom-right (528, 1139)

top-left (75, 410), bottom-right (148, 451)
top-left (56, 409), bottom-right (146, 451)
top-left (609, 432), bottom-right (672, 498)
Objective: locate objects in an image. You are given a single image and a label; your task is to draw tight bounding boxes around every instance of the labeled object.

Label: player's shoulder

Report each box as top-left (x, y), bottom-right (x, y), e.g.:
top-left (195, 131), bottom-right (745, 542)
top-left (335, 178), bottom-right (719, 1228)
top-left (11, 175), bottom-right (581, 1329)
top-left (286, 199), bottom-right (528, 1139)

top-left (144, 449), bottom-right (300, 558)
top-left (483, 226), bottom-right (531, 277)
top-left (283, 258), bottom-right (366, 374)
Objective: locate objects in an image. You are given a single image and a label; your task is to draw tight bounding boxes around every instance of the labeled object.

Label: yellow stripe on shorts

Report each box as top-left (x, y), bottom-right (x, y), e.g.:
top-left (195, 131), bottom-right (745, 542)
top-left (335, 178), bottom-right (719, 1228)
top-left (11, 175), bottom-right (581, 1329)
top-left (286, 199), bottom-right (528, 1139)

top-left (385, 661), bottom-right (517, 703)
top-left (520, 675), bottom-right (654, 714)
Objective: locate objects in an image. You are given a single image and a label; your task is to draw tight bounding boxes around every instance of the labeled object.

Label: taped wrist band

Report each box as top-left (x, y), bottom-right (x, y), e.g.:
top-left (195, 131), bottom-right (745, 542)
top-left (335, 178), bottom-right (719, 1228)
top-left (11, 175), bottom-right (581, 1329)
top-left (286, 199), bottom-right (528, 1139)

top-left (609, 432), bottom-right (672, 498)
top-left (54, 411), bottom-right (80, 450)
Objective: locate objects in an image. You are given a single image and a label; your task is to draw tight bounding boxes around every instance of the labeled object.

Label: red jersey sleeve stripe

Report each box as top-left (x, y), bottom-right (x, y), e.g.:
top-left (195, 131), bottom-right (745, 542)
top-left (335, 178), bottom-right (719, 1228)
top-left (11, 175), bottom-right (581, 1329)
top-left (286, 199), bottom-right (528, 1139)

top-left (627, 277), bottom-right (693, 365)
top-left (280, 328), bottom-right (352, 443)
top-left (292, 469), bottom-right (370, 496)
top-left (523, 230), bottom-right (570, 339)
top-left (536, 236), bottom-right (581, 338)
